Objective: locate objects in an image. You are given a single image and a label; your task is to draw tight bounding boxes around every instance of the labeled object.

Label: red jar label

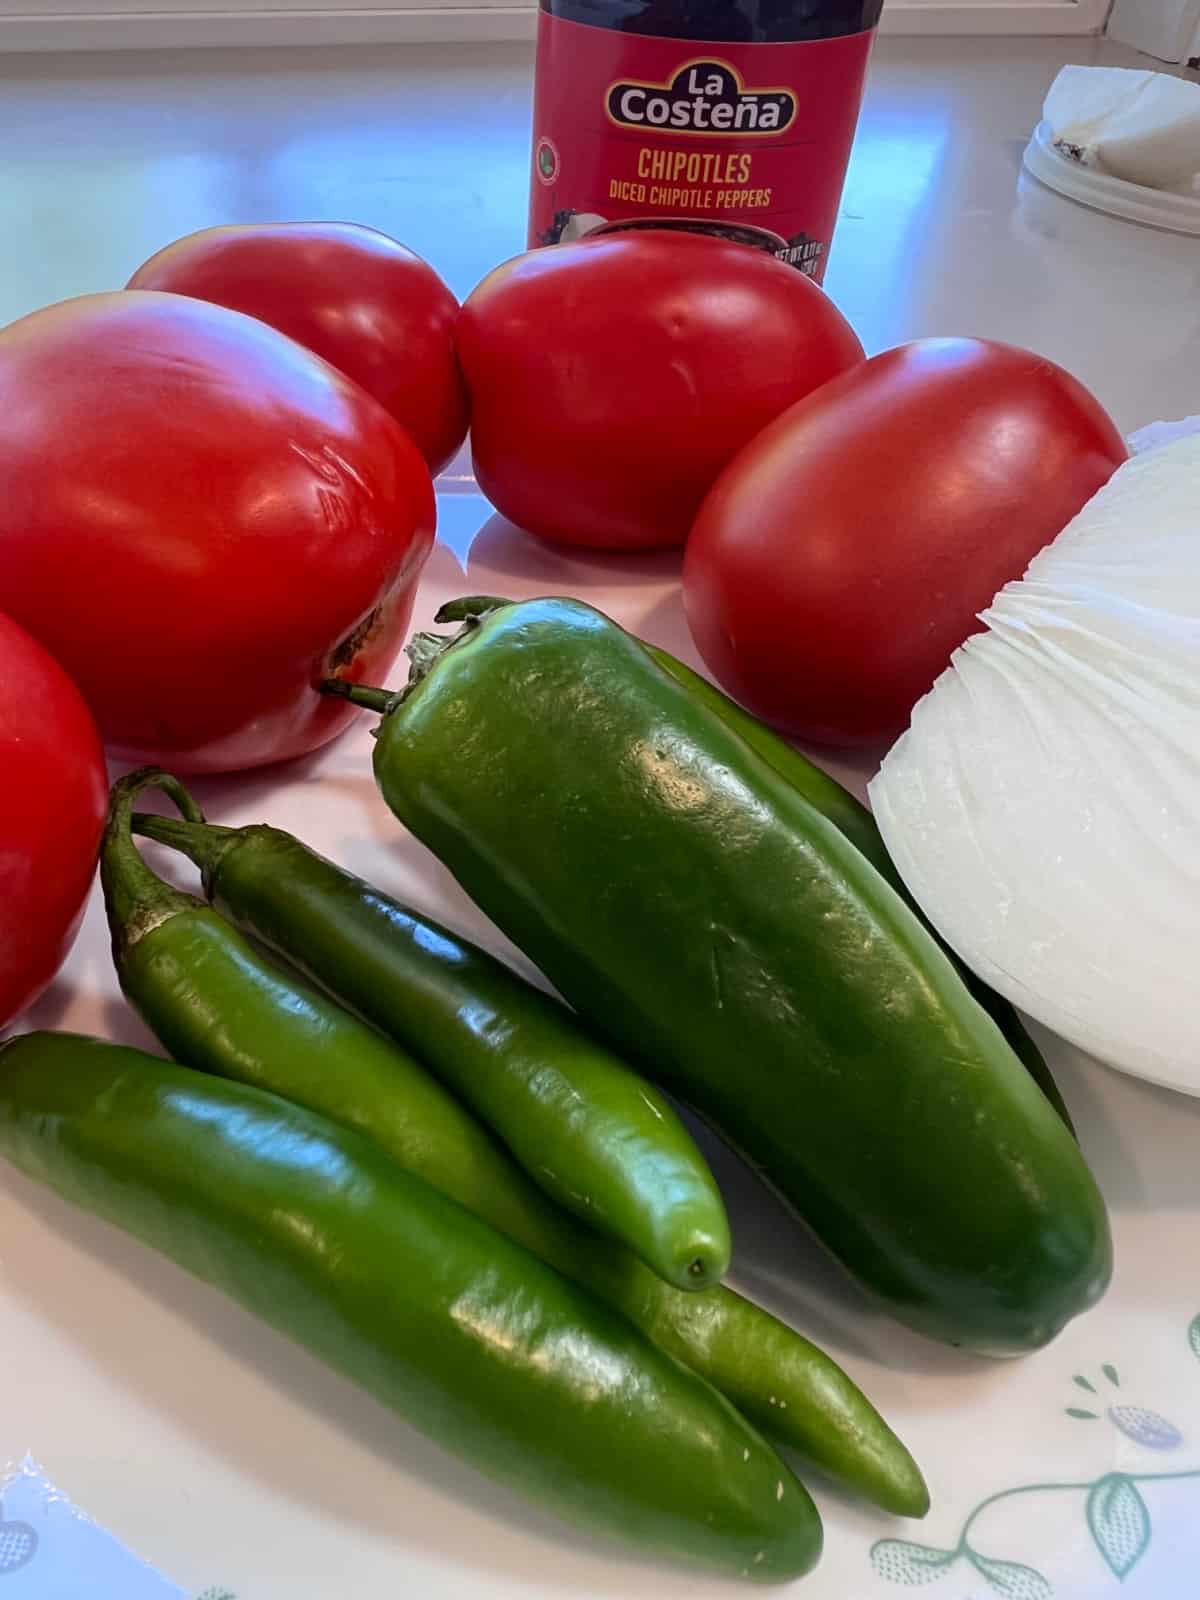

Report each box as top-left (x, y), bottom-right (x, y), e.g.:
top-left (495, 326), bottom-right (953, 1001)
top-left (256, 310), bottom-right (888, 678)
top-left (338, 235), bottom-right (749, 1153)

top-left (528, 13), bottom-right (875, 281)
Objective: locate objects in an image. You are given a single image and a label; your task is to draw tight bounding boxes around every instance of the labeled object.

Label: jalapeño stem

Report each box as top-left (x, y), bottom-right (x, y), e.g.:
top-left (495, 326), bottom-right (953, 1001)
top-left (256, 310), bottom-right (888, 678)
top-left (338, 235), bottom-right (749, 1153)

top-left (101, 768), bottom-right (207, 959)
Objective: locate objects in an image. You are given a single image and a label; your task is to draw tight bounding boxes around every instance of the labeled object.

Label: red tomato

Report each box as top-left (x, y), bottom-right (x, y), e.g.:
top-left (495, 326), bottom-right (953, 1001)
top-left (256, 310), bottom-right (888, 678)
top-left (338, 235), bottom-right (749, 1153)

top-left (456, 232), bottom-right (864, 550)
top-left (0, 613), bottom-right (107, 1029)
top-left (128, 222), bottom-right (469, 476)
top-left (0, 291), bottom-right (435, 774)
top-left (684, 338), bottom-right (1128, 746)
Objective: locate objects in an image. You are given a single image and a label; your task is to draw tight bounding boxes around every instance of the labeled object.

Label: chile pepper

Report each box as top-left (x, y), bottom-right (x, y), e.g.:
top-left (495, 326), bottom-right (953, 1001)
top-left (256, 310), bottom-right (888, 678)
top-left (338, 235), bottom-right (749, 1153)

top-left (438, 599), bottom-right (1071, 1134)
top-left (130, 778), bottom-right (929, 1518)
top-left (103, 771), bottom-right (572, 1251)
top-left (324, 595), bottom-right (1112, 1354)
top-left (641, 644), bottom-right (1076, 1135)
top-left (0, 1031), bottom-right (820, 1581)
top-left (109, 769), bottom-right (727, 1294)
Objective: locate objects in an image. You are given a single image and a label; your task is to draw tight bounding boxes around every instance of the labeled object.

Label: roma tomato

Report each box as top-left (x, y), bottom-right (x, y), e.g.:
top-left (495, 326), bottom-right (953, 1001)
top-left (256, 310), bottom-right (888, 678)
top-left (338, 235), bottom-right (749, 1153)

top-left (684, 338), bottom-right (1127, 746)
top-left (0, 292), bottom-right (435, 774)
top-left (456, 232), bottom-right (864, 550)
top-left (0, 613), bottom-right (107, 1029)
top-left (128, 223), bottom-right (469, 475)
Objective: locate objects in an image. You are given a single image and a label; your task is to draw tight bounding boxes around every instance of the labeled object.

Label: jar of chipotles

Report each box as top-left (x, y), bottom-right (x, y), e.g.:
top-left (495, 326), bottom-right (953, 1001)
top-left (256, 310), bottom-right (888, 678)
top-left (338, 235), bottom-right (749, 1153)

top-left (528, 0), bottom-right (881, 281)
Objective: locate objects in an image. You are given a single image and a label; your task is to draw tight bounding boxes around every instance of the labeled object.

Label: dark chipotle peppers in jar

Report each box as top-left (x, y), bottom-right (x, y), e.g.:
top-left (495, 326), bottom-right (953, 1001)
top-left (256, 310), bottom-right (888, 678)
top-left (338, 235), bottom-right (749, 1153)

top-left (528, 0), bottom-right (883, 280)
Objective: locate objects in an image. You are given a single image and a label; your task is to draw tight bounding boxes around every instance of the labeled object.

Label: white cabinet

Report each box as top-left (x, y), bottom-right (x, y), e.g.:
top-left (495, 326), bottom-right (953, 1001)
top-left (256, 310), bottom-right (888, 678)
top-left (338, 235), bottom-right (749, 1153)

top-left (1108, 0), bottom-right (1200, 61)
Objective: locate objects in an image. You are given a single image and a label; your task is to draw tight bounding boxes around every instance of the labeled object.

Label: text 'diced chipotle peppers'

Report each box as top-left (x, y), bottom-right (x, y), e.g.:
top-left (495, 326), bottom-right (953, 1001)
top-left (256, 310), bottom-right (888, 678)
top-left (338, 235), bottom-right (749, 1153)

top-left (328, 597), bottom-right (1113, 1356)
top-left (528, 0), bottom-right (882, 280)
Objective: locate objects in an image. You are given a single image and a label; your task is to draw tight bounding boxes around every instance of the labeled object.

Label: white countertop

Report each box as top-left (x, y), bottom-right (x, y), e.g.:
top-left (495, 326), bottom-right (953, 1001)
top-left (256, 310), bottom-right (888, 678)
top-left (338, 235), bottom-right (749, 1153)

top-left (0, 34), bottom-right (1197, 434)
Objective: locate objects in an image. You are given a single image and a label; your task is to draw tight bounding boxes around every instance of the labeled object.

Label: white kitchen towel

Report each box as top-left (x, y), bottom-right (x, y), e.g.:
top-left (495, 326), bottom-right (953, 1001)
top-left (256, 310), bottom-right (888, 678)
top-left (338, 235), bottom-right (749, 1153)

top-left (1043, 65), bottom-right (1200, 193)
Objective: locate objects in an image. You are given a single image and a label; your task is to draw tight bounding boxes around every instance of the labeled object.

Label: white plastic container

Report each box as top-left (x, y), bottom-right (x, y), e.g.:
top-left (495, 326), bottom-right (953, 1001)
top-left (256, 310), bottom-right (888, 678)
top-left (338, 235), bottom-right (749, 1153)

top-left (1022, 119), bottom-right (1200, 236)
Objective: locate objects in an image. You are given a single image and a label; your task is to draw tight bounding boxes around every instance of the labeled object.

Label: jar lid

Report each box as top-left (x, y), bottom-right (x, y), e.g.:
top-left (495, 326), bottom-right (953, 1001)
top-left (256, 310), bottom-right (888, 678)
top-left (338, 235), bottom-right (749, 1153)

top-left (1022, 119), bottom-right (1200, 237)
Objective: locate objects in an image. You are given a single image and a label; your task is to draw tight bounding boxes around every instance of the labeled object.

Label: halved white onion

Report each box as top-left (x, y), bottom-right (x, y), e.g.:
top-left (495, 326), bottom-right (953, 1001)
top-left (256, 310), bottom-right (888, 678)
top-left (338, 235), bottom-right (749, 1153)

top-left (869, 431), bottom-right (1200, 1091)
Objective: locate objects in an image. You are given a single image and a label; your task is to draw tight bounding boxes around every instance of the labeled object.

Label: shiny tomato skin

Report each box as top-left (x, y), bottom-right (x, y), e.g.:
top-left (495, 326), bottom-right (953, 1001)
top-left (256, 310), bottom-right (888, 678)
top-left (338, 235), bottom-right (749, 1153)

top-left (683, 338), bottom-right (1128, 746)
top-left (128, 222), bottom-right (469, 475)
top-left (0, 613), bottom-right (107, 1029)
top-left (0, 291), bottom-right (435, 774)
top-left (455, 232), bottom-right (865, 550)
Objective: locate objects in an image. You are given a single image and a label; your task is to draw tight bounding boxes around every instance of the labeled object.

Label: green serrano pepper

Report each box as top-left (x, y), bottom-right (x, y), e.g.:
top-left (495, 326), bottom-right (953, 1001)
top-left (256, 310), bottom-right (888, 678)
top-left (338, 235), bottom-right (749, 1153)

top-left (112, 770), bottom-right (727, 1294)
top-left (105, 772), bottom-right (569, 1254)
top-left (0, 1032), bottom-right (820, 1581)
top-left (325, 595), bottom-right (1112, 1355)
top-left (642, 645), bottom-right (1074, 1134)
top-left (130, 779), bottom-right (929, 1518)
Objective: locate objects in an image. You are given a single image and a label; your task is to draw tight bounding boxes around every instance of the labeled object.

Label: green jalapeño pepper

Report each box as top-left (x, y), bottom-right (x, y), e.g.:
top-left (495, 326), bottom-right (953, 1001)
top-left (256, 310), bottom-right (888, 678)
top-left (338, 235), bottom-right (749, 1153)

top-left (0, 1032), bottom-right (820, 1581)
top-left (325, 596), bottom-right (1112, 1355)
top-left (108, 770), bottom-right (728, 1294)
top-left (643, 645), bottom-right (1074, 1135)
top-left (130, 779), bottom-right (929, 1519)
top-left (433, 601), bottom-right (1071, 1136)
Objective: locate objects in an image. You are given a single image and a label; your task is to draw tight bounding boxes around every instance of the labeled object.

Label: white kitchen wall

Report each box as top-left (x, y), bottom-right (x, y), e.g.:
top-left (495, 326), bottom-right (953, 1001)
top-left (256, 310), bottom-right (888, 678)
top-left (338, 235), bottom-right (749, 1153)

top-left (0, 0), bottom-right (1112, 55)
top-left (1107, 0), bottom-right (1200, 60)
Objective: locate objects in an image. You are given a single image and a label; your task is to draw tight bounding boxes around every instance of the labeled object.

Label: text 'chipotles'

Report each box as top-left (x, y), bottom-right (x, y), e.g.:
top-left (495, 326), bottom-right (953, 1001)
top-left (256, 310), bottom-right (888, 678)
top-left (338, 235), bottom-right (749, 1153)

top-left (607, 64), bottom-right (795, 135)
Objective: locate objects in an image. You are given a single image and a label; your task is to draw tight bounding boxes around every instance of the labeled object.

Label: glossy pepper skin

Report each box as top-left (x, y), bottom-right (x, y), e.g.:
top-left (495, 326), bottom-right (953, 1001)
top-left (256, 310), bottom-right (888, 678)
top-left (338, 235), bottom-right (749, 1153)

top-left (109, 772), bottom-right (726, 1294)
top-left (103, 771), bottom-right (567, 1254)
top-left (344, 596), bottom-right (1112, 1355)
top-left (643, 645), bottom-right (1075, 1137)
top-left (0, 1032), bottom-right (820, 1581)
top-left (132, 794), bottom-right (929, 1519)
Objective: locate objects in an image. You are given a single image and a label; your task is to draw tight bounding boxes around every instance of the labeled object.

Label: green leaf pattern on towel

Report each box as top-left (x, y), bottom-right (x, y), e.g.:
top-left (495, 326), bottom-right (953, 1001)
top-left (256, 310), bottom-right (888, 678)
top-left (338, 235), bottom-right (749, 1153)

top-left (967, 1552), bottom-right (1052, 1599)
top-left (871, 1540), bottom-right (958, 1585)
top-left (1086, 1475), bottom-right (1151, 1579)
top-left (870, 1311), bottom-right (1200, 1594)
